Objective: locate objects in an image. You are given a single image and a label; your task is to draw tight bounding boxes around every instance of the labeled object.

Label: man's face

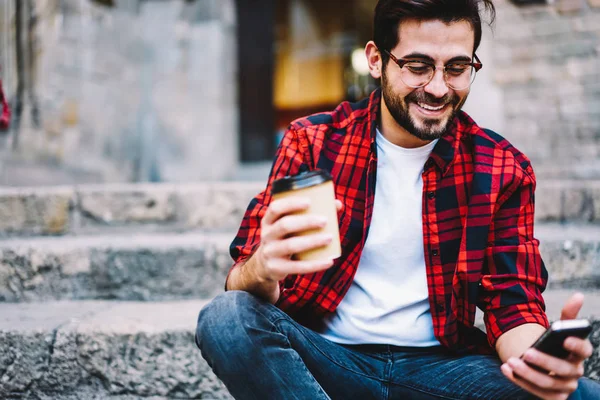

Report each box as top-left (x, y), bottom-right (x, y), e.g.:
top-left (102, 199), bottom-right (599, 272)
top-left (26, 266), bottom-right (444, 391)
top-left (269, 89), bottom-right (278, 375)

top-left (381, 19), bottom-right (475, 141)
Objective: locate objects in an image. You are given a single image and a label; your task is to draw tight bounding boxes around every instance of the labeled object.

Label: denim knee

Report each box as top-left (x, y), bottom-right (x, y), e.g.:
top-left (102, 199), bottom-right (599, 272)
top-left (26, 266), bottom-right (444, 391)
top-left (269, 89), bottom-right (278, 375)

top-left (195, 291), bottom-right (264, 353)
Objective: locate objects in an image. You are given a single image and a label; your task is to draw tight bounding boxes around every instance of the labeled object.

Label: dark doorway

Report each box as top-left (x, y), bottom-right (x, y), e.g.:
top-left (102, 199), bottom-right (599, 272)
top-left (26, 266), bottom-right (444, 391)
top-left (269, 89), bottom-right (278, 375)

top-left (236, 0), bottom-right (276, 162)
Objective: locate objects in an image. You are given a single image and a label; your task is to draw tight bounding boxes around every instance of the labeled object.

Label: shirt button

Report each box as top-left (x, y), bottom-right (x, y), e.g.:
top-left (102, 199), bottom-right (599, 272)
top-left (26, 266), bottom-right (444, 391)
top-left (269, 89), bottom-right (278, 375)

top-left (432, 249), bottom-right (439, 256)
top-left (427, 191), bottom-right (435, 199)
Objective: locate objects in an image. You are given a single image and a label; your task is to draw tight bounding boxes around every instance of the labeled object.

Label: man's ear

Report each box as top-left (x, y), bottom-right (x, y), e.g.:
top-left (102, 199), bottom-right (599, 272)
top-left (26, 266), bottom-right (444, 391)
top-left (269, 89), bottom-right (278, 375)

top-left (365, 41), bottom-right (383, 80)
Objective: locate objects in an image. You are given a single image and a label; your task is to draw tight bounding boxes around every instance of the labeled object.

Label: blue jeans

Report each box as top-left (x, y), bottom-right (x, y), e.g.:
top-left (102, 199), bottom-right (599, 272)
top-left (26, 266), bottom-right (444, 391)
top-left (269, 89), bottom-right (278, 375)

top-left (196, 291), bottom-right (600, 400)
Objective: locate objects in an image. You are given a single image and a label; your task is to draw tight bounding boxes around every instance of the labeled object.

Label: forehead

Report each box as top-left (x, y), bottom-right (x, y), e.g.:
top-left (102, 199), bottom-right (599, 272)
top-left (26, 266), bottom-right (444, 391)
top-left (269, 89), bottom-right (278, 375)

top-left (394, 19), bottom-right (475, 60)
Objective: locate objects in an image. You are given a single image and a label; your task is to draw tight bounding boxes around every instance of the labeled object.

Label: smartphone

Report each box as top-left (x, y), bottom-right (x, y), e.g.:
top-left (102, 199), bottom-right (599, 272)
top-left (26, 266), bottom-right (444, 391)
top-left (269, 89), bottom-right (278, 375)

top-left (528, 319), bottom-right (592, 359)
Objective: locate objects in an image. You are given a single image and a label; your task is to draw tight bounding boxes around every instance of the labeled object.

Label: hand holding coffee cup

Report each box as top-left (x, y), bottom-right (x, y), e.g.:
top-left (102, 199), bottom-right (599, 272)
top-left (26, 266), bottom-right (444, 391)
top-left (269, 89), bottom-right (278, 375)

top-left (255, 170), bottom-right (342, 283)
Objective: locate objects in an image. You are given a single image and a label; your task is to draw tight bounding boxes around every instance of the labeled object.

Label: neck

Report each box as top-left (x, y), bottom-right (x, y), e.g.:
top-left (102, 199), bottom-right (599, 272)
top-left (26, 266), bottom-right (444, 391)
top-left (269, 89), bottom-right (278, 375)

top-left (379, 96), bottom-right (432, 149)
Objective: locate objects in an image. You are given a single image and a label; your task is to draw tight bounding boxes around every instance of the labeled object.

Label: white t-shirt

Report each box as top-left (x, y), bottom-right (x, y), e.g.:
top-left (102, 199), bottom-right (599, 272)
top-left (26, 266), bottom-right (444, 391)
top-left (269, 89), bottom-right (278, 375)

top-left (319, 129), bottom-right (440, 347)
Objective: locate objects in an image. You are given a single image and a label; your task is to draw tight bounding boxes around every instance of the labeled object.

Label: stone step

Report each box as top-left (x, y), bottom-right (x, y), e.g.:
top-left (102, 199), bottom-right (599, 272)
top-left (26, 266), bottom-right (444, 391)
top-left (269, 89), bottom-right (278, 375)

top-left (0, 182), bottom-right (263, 238)
top-left (535, 223), bottom-right (600, 288)
top-left (0, 291), bottom-right (599, 399)
top-left (1, 223), bottom-right (600, 302)
top-left (536, 180), bottom-right (600, 223)
top-left (0, 233), bottom-right (232, 302)
top-left (0, 180), bottom-right (599, 238)
top-left (0, 299), bottom-right (231, 399)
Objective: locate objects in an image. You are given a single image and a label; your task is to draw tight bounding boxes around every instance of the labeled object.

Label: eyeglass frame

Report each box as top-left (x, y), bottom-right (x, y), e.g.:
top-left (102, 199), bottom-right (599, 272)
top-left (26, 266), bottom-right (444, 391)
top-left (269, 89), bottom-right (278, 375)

top-left (383, 50), bottom-right (483, 90)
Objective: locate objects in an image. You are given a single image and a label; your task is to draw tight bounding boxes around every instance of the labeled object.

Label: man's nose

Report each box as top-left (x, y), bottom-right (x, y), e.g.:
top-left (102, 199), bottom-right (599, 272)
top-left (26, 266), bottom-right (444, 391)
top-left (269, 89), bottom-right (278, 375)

top-left (423, 69), bottom-right (449, 99)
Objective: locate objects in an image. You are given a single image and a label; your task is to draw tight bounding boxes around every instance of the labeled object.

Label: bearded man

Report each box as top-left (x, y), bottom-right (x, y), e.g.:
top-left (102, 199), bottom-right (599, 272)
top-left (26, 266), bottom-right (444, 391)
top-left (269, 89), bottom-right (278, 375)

top-left (196, 1), bottom-right (600, 398)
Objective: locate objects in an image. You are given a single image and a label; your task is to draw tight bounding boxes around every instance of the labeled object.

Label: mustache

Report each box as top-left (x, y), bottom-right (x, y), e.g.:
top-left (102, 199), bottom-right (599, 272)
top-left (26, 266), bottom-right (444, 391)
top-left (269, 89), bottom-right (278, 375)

top-left (405, 91), bottom-right (457, 107)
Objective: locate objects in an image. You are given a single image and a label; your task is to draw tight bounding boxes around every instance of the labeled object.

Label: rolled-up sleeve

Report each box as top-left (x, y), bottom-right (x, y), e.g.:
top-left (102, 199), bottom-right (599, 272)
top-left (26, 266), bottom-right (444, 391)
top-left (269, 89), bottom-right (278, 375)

top-left (479, 166), bottom-right (549, 347)
top-left (226, 126), bottom-right (309, 287)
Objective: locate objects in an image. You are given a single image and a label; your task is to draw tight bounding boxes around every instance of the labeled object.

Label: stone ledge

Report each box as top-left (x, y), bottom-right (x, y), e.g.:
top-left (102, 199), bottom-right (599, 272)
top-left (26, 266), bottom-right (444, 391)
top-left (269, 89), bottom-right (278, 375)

top-left (0, 225), bottom-right (599, 302)
top-left (1, 180), bottom-right (600, 238)
top-left (0, 299), bottom-right (232, 399)
top-left (0, 187), bottom-right (74, 236)
top-left (0, 233), bottom-right (233, 302)
top-left (76, 182), bottom-right (262, 232)
top-left (0, 294), bottom-right (598, 399)
top-left (0, 182), bottom-right (263, 238)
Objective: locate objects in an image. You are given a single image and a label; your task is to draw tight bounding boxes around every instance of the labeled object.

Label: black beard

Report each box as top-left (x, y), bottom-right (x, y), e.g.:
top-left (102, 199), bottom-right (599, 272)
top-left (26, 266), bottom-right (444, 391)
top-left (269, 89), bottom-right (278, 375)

top-left (381, 71), bottom-right (464, 141)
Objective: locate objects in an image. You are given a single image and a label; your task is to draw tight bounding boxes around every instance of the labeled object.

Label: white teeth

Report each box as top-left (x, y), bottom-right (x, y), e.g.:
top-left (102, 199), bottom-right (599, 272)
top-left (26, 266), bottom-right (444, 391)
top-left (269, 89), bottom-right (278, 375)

top-left (418, 102), bottom-right (445, 111)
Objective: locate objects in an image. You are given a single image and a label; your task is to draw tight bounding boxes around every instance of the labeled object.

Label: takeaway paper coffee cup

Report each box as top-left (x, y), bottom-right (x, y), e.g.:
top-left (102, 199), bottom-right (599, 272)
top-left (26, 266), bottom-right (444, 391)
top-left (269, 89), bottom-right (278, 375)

top-left (271, 170), bottom-right (341, 261)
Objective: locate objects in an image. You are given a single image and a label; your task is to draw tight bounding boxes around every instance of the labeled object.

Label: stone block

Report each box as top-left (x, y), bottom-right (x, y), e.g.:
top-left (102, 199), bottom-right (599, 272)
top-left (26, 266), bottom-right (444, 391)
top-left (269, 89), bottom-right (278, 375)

top-left (532, 18), bottom-right (574, 37)
top-left (174, 183), bottom-right (260, 230)
top-left (0, 188), bottom-right (74, 236)
top-left (493, 67), bottom-right (533, 85)
top-left (0, 233), bottom-right (233, 302)
top-left (75, 183), bottom-right (261, 233)
top-left (536, 224), bottom-right (600, 287)
top-left (495, 18), bottom-right (533, 41)
top-left (78, 185), bottom-right (176, 227)
top-left (540, 239), bottom-right (600, 287)
top-left (504, 96), bottom-right (559, 118)
top-left (573, 14), bottom-right (600, 32)
top-left (567, 57), bottom-right (600, 79)
top-left (534, 183), bottom-right (562, 222)
top-left (560, 99), bottom-right (600, 119)
top-left (561, 185), bottom-right (589, 221)
top-left (0, 300), bottom-right (232, 399)
top-left (534, 181), bottom-right (600, 223)
top-left (0, 331), bottom-right (52, 395)
top-left (0, 301), bottom-right (111, 397)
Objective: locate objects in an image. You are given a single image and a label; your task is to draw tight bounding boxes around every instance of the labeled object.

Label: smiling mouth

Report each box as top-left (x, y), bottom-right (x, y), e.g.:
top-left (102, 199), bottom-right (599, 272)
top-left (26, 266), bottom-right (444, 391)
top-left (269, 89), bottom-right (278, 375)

top-left (417, 102), bottom-right (446, 111)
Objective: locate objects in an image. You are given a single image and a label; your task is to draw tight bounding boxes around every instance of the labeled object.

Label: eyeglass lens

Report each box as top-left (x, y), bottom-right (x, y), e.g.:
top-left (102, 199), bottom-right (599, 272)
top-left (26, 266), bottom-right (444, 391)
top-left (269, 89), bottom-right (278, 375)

top-left (400, 62), bottom-right (476, 90)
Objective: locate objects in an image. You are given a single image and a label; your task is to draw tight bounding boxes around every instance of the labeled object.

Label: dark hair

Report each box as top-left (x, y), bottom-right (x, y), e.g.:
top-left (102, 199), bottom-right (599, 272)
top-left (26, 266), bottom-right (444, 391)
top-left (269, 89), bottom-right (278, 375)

top-left (374, 0), bottom-right (496, 65)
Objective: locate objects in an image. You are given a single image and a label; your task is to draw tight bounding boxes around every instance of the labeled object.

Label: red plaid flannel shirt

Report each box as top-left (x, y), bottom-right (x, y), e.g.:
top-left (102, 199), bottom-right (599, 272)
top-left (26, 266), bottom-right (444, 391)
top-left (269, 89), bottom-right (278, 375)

top-left (229, 89), bottom-right (549, 353)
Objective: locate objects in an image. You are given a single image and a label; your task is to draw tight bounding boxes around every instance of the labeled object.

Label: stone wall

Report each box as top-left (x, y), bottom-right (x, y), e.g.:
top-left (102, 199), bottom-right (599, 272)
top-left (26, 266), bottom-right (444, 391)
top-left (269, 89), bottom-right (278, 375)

top-left (0, 0), bottom-right (238, 185)
top-left (488, 0), bottom-right (600, 179)
top-left (2, 0), bottom-right (599, 185)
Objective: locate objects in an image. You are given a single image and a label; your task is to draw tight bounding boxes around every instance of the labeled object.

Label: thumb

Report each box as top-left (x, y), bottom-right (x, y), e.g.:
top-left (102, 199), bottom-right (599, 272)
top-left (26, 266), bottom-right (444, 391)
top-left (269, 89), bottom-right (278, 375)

top-left (560, 292), bottom-right (584, 320)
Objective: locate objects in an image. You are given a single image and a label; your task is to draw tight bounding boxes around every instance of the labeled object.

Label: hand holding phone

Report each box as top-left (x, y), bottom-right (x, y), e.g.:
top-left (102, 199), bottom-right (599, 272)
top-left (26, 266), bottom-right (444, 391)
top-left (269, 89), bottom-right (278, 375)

top-left (502, 294), bottom-right (595, 399)
top-left (526, 319), bottom-right (592, 361)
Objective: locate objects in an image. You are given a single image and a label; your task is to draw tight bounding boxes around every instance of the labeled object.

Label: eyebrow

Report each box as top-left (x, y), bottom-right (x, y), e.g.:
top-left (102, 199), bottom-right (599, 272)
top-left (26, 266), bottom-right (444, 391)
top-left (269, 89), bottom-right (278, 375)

top-left (401, 52), bottom-right (473, 64)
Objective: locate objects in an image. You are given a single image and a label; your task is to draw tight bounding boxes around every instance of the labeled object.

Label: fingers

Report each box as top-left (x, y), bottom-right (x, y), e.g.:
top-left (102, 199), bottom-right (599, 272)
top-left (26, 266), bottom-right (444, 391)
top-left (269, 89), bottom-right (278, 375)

top-left (560, 292), bottom-right (584, 321)
top-left (522, 349), bottom-right (584, 379)
top-left (335, 199), bottom-right (343, 212)
top-left (503, 357), bottom-right (579, 397)
top-left (564, 337), bottom-right (594, 362)
top-left (264, 214), bottom-right (327, 242)
top-left (276, 258), bottom-right (335, 276)
top-left (501, 364), bottom-right (570, 400)
top-left (263, 197), bottom-right (310, 225)
top-left (259, 196), bottom-right (339, 282)
top-left (508, 357), bottom-right (567, 391)
top-left (262, 233), bottom-right (333, 259)
top-left (260, 254), bottom-right (335, 281)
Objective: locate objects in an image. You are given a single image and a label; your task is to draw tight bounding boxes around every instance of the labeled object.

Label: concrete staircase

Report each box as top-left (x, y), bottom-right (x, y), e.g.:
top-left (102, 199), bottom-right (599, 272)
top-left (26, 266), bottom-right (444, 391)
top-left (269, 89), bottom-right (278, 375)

top-left (0, 181), bottom-right (599, 399)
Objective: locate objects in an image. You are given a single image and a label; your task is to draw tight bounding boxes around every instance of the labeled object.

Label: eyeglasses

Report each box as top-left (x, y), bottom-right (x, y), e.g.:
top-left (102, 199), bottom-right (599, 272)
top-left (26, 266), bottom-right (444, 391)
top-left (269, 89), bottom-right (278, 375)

top-left (384, 50), bottom-right (483, 90)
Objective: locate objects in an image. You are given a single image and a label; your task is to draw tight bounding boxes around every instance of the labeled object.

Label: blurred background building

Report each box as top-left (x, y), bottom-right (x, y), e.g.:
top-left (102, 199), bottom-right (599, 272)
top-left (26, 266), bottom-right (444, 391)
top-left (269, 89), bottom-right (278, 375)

top-left (0, 0), bottom-right (598, 184)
